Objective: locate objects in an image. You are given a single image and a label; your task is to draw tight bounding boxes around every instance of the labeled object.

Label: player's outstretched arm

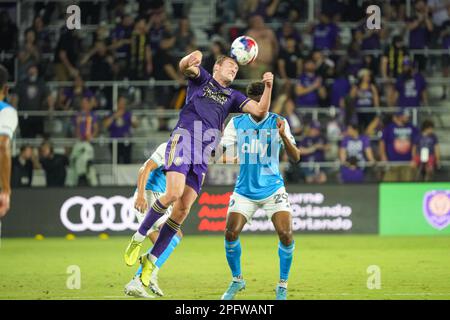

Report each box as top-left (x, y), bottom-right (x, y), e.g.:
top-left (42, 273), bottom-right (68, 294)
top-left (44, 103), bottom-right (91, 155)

top-left (0, 135), bottom-right (12, 217)
top-left (277, 118), bottom-right (301, 163)
top-left (243, 72), bottom-right (274, 118)
top-left (134, 159), bottom-right (158, 214)
top-left (179, 50), bottom-right (203, 78)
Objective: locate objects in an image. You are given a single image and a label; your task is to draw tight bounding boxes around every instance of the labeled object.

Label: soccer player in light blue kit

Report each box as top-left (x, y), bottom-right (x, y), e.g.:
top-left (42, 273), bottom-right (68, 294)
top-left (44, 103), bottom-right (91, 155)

top-left (124, 142), bottom-right (183, 298)
top-left (219, 82), bottom-right (301, 300)
top-left (0, 64), bottom-right (18, 218)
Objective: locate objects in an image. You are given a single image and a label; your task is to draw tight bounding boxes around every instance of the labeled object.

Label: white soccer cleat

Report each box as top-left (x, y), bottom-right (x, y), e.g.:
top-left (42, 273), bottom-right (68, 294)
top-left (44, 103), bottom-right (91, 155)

top-left (149, 269), bottom-right (164, 297)
top-left (124, 277), bottom-right (155, 298)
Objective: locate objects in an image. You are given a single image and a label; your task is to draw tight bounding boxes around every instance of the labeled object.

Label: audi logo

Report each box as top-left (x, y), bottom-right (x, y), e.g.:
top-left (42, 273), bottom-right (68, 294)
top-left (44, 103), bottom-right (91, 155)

top-left (60, 196), bottom-right (139, 232)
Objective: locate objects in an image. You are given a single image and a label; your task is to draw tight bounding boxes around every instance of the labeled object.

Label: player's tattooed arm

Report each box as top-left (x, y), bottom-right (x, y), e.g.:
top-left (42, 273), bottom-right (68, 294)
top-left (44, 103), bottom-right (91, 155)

top-left (134, 159), bottom-right (158, 214)
top-left (277, 118), bottom-right (301, 163)
top-left (243, 72), bottom-right (274, 118)
top-left (179, 50), bottom-right (203, 78)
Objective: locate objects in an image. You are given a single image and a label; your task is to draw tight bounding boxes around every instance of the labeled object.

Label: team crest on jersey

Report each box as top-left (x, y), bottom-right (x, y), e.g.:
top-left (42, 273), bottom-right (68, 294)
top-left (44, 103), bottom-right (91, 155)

top-left (423, 190), bottom-right (450, 230)
top-left (174, 156), bottom-right (183, 166)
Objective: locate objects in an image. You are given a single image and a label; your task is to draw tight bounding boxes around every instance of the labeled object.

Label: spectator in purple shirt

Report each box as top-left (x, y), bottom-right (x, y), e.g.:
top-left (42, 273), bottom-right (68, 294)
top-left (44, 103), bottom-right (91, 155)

top-left (62, 75), bottom-right (96, 111)
top-left (407, 0), bottom-right (434, 71)
top-left (311, 13), bottom-right (340, 51)
top-left (354, 21), bottom-right (382, 51)
top-left (393, 57), bottom-right (428, 108)
top-left (339, 40), bottom-right (365, 77)
top-left (297, 121), bottom-right (330, 184)
top-left (412, 119), bottom-right (441, 181)
top-left (339, 123), bottom-right (375, 183)
top-left (73, 96), bottom-right (99, 142)
top-left (110, 12), bottom-right (134, 78)
top-left (148, 10), bottom-right (175, 53)
top-left (330, 67), bottom-right (351, 108)
top-left (103, 96), bottom-right (138, 164)
top-left (295, 59), bottom-right (327, 108)
top-left (379, 110), bottom-right (419, 182)
top-left (67, 96), bottom-right (99, 186)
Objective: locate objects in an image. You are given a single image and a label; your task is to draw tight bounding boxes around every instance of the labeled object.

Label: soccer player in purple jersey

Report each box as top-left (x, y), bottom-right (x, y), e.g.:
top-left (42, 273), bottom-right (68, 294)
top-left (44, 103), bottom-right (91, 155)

top-left (124, 50), bottom-right (274, 288)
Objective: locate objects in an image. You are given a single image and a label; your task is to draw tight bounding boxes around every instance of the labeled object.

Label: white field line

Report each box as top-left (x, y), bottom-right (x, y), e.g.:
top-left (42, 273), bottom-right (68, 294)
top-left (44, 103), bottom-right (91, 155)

top-left (1, 293), bottom-right (450, 300)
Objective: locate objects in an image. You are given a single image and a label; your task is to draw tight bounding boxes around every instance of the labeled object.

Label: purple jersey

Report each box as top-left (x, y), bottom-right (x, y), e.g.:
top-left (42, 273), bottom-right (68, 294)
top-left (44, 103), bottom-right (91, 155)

top-left (164, 66), bottom-right (249, 194)
top-left (73, 111), bottom-right (98, 140)
top-left (362, 33), bottom-right (381, 50)
top-left (298, 135), bottom-right (327, 162)
top-left (346, 54), bottom-right (364, 76)
top-left (395, 73), bottom-right (426, 108)
top-left (296, 73), bottom-right (320, 107)
top-left (340, 166), bottom-right (364, 183)
top-left (407, 17), bottom-right (429, 49)
top-left (313, 23), bottom-right (339, 50)
top-left (382, 122), bottom-right (418, 161)
top-left (108, 111), bottom-right (132, 138)
top-left (176, 66), bottom-right (248, 136)
top-left (445, 35), bottom-right (450, 49)
top-left (340, 134), bottom-right (370, 162)
top-left (330, 77), bottom-right (351, 107)
top-left (443, 20), bottom-right (450, 49)
top-left (415, 133), bottom-right (438, 155)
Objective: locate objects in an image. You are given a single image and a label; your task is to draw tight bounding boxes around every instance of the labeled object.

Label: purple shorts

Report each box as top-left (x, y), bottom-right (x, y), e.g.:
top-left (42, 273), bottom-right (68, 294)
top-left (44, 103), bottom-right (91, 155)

top-left (164, 132), bottom-right (211, 194)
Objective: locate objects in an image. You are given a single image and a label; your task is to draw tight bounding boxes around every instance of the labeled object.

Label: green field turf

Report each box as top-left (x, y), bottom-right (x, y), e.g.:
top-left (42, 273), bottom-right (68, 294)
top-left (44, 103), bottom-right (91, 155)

top-left (0, 235), bottom-right (450, 300)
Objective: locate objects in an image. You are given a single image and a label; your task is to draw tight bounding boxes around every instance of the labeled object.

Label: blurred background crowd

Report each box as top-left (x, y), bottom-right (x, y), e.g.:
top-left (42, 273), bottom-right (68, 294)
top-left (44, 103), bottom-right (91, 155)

top-left (1, 0), bottom-right (450, 187)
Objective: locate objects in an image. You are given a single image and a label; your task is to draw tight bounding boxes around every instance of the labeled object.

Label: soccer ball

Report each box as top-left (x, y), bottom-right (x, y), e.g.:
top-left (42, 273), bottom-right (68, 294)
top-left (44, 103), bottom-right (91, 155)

top-left (230, 36), bottom-right (258, 65)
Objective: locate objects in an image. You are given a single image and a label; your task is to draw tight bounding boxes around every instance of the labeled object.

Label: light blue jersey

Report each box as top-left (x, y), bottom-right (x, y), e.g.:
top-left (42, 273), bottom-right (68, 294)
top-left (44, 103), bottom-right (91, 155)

top-left (144, 143), bottom-right (167, 193)
top-left (221, 113), bottom-right (296, 200)
top-left (0, 100), bottom-right (18, 139)
top-left (0, 100), bottom-right (12, 111)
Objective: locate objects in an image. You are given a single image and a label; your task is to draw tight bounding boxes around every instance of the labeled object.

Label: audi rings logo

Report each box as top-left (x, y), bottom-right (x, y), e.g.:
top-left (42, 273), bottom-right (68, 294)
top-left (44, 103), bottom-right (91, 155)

top-left (60, 196), bottom-right (139, 232)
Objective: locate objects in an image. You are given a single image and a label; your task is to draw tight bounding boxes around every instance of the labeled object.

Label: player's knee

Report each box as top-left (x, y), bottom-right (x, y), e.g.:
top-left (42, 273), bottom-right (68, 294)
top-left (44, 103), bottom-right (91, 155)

top-left (278, 229), bottom-right (293, 246)
top-left (172, 204), bottom-right (191, 221)
top-left (164, 191), bottom-right (182, 204)
top-left (224, 228), bottom-right (239, 242)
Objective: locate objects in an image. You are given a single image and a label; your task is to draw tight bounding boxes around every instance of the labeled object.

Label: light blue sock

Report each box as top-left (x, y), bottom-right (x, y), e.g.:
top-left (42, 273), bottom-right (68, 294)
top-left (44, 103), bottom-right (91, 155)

top-left (278, 241), bottom-right (295, 282)
top-left (134, 235), bottom-right (182, 277)
top-left (225, 239), bottom-right (242, 278)
top-left (155, 234), bottom-right (181, 268)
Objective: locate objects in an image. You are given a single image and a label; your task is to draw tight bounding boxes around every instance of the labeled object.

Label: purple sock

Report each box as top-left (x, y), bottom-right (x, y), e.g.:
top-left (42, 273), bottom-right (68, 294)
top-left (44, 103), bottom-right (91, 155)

top-left (138, 199), bottom-right (167, 236)
top-left (150, 218), bottom-right (181, 258)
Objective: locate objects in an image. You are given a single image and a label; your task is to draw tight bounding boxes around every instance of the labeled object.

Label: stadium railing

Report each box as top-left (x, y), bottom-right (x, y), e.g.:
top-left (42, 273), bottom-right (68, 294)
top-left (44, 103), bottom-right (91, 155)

top-left (11, 98), bottom-right (450, 185)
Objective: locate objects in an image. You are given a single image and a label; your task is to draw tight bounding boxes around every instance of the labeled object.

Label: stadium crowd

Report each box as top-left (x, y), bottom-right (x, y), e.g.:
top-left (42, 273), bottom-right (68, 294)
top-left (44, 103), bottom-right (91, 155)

top-left (1, 0), bottom-right (449, 186)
